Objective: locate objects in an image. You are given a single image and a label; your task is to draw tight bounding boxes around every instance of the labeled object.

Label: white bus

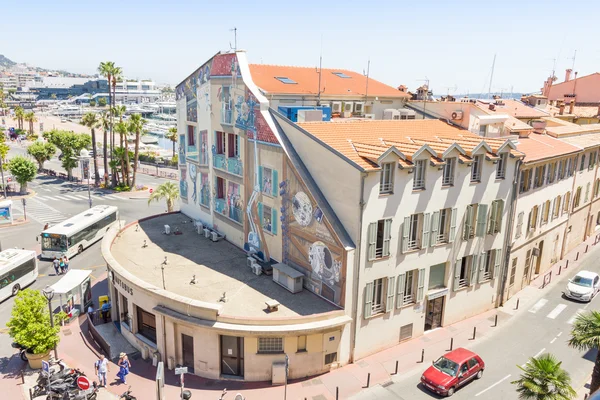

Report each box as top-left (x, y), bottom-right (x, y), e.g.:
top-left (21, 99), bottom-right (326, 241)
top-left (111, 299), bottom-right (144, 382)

top-left (0, 249), bottom-right (38, 302)
top-left (40, 205), bottom-right (119, 259)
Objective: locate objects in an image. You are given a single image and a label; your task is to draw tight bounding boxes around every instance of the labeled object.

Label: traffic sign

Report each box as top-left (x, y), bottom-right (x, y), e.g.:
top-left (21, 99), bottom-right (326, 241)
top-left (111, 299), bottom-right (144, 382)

top-left (77, 375), bottom-right (91, 390)
top-left (41, 360), bottom-right (50, 374)
top-left (175, 366), bottom-right (188, 375)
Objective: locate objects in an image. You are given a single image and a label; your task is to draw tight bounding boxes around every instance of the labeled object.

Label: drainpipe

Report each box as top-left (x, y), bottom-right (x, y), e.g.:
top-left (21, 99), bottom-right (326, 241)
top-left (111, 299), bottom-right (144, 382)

top-left (349, 171), bottom-right (366, 363)
top-left (561, 154), bottom-right (579, 259)
top-left (499, 158), bottom-right (522, 307)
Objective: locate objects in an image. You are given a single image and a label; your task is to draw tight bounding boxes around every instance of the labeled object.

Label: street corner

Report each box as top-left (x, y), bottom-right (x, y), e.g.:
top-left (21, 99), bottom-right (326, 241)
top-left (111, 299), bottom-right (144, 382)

top-left (0, 217), bottom-right (30, 229)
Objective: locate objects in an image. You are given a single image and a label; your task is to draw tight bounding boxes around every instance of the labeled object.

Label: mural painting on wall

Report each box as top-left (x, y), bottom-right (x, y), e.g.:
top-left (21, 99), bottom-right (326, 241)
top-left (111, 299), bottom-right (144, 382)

top-left (199, 130), bottom-right (208, 164)
top-left (210, 53), bottom-right (240, 78)
top-left (235, 90), bottom-right (258, 133)
top-left (186, 94), bottom-right (197, 123)
top-left (179, 166), bottom-right (188, 203)
top-left (175, 59), bottom-right (211, 101)
top-left (189, 164), bottom-right (198, 204)
top-left (227, 182), bottom-right (243, 223)
top-left (178, 134), bottom-right (186, 165)
top-left (186, 125), bottom-right (198, 163)
top-left (199, 173), bottom-right (210, 208)
top-left (282, 162), bottom-right (344, 305)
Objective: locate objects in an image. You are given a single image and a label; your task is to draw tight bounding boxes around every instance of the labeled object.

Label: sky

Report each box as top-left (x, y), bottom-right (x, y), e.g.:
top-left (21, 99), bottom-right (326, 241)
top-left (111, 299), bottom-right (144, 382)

top-left (1, 0), bottom-right (599, 95)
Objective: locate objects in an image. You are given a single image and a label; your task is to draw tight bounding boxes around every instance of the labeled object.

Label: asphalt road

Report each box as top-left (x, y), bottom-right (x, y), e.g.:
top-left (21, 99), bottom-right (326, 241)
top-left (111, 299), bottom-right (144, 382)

top-left (352, 247), bottom-right (600, 400)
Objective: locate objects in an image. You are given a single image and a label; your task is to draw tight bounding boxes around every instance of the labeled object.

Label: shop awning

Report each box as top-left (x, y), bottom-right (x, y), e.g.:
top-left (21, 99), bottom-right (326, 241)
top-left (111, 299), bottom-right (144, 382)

top-left (50, 269), bottom-right (92, 295)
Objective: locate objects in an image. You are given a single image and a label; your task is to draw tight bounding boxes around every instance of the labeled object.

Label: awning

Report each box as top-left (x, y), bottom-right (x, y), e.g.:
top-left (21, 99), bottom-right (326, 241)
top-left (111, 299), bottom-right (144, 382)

top-left (50, 269), bottom-right (92, 295)
top-left (477, 114), bottom-right (509, 125)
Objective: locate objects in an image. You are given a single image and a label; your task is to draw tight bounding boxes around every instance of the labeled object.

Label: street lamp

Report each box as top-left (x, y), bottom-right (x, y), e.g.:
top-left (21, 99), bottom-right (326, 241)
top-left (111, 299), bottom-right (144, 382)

top-left (42, 285), bottom-right (58, 359)
top-left (78, 149), bottom-right (92, 209)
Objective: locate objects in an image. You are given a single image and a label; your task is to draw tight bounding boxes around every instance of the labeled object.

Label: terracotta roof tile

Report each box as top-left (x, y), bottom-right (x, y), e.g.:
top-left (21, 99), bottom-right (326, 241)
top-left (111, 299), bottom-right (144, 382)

top-left (249, 64), bottom-right (409, 98)
top-left (475, 99), bottom-right (549, 118)
top-left (513, 133), bottom-right (581, 163)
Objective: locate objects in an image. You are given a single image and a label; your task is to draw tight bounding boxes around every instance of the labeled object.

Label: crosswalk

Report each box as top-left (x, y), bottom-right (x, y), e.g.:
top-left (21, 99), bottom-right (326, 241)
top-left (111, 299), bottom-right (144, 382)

top-left (528, 298), bottom-right (588, 324)
top-left (35, 193), bottom-right (125, 202)
top-left (12, 197), bottom-right (68, 225)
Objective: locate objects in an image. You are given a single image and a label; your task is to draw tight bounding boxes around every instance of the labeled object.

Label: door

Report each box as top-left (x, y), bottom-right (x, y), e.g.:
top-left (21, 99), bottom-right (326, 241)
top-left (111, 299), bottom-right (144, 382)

top-left (113, 294), bottom-right (120, 332)
top-left (182, 334), bottom-right (194, 373)
top-left (457, 363), bottom-right (470, 386)
top-left (535, 241), bottom-right (544, 274)
top-left (220, 336), bottom-right (244, 377)
top-left (424, 296), bottom-right (444, 331)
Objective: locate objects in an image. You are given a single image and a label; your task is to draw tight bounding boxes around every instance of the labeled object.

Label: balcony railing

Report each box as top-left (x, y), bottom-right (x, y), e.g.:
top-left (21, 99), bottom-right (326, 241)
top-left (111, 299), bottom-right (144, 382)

top-left (214, 198), bottom-right (226, 215)
top-left (200, 188), bottom-right (210, 207)
top-left (227, 157), bottom-right (243, 176)
top-left (221, 107), bottom-right (233, 125)
top-left (213, 154), bottom-right (226, 170)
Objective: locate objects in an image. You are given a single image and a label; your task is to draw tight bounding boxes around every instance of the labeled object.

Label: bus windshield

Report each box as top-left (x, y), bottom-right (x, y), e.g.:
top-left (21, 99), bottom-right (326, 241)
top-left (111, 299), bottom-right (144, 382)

top-left (42, 234), bottom-right (67, 252)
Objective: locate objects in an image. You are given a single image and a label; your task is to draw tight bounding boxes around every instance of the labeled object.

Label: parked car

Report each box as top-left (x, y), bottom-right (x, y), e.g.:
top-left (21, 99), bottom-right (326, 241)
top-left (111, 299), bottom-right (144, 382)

top-left (565, 270), bottom-right (599, 302)
top-left (421, 348), bottom-right (485, 397)
top-left (60, 118), bottom-right (67, 123)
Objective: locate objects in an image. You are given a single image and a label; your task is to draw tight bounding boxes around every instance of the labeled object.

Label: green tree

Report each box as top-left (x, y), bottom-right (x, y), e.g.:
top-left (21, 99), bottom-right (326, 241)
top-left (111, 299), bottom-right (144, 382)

top-left (99, 112), bottom-right (110, 187)
top-left (44, 130), bottom-right (92, 179)
top-left (115, 121), bottom-right (131, 186)
top-left (50, 93), bottom-right (57, 100)
top-left (0, 139), bottom-right (9, 161)
top-left (14, 106), bottom-right (24, 130)
top-left (89, 100), bottom-right (96, 107)
top-left (27, 142), bottom-right (57, 171)
top-left (98, 97), bottom-right (107, 107)
top-left (128, 113), bottom-right (146, 188)
top-left (7, 289), bottom-right (62, 354)
top-left (24, 111), bottom-right (37, 136)
top-left (569, 310), bottom-right (600, 395)
top-left (7, 156), bottom-right (37, 194)
top-left (511, 353), bottom-right (576, 400)
top-left (148, 182), bottom-right (179, 212)
top-left (80, 113), bottom-right (101, 186)
top-left (166, 127), bottom-right (177, 158)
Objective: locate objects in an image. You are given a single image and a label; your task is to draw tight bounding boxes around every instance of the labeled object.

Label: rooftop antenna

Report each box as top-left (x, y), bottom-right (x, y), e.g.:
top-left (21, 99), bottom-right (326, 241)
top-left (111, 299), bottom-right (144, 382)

top-left (417, 77), bottom-right (430, 119)
top-left (487, 53), bottom-right (496, 100)
top-left (364, 58), bottom-right (370, 104)
top-left (569, 49), bottom-right (577, 71)
top-left (317, 35), bottom-right (323, 106)
top-left (229, 27), bottom-right (237, 52)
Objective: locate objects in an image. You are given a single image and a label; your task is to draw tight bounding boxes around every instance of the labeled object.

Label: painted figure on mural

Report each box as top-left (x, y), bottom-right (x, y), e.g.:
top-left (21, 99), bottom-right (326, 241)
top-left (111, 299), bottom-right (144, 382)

top-left (263, 175), bottom-right (272, 195)
top-left (292, 192), bottom-right (313, 227)
top-left (309, 241), bottom-right (342, 287)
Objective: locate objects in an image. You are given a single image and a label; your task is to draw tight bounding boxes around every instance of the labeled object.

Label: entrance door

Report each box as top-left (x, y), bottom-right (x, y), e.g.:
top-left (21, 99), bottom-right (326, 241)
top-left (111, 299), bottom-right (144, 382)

top-left (182, 334), bottom-right (194, 373)
top-left (535, 241), bottom-right (544, 274)
top-left (220, 336), bottom-right (244, 377)
top-left (425, 296), bottom-right (444, 331)
top-left (114, 294), bottom-right (121, 332)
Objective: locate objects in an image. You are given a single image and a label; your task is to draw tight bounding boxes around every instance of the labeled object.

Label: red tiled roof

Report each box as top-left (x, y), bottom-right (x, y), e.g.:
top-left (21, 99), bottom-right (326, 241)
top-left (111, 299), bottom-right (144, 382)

top-left (249, 64), bottom-right (409, 98)
top-left (513, 134), bottom-right (581, 163)
top-left (475, 99), bottom-right (548, 118)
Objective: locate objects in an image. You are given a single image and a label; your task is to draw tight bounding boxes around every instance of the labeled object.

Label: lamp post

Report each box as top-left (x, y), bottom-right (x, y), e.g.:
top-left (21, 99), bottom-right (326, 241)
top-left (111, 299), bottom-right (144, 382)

top-left (42, 285), bottom-right (58, 359)
top-left (78, 149), bottom-right (92, 209)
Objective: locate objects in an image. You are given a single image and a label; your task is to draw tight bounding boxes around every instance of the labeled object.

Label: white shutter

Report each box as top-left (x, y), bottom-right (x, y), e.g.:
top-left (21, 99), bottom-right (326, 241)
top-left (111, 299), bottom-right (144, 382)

top-left (478, 251), bottom-right (486, 283)
top-left (449, 208), bottom-right (457, 243)
top-left (386, 276), bottom-right (395, 312)
top-left (416, 268), bottom-right (425, 302)
top-left (496, 199), bottom-right (504, 233)
top-left (401, 216), bottom-right (410, 253)
top-left (476, 204), bottom-right (488, 237)
top-left (383, 219), bottom-right (392, 257)
top-left (470, 255), bottom-right (478, 286)
top-left (516, 211), bottom-right (524, 238)
top-left (367, 222), bottom-right (377, 261)
top-left (538, 203), bottom-right (543, 227)
top-left (364, 282), bottom-right (373, 318)
top-left (422, 213), bottom-right (430, 249)
top-left (493, 249), bottom-right (502, 279)
top-left (454, 259), bottom-right (462, 291)
top-left (396, 273), bottom-right (405, 309)
top-left (464, 205), bottom-right (473, 240)
top-left (489, 201), bottom-right (498, 234)
top-left (430, 211), bottom-right (440, 246)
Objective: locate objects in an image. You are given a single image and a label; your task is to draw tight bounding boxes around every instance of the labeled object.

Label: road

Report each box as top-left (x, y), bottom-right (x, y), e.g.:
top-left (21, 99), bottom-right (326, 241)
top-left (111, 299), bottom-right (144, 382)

top-left (353, 249), bottom-right (599, 400)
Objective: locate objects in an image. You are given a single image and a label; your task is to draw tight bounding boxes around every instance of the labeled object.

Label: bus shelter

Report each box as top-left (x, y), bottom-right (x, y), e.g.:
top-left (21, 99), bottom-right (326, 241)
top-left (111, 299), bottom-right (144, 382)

top-left (49, 269), bottom-right (93, 320)
top-left (0, 200), bottom-right (13, 226)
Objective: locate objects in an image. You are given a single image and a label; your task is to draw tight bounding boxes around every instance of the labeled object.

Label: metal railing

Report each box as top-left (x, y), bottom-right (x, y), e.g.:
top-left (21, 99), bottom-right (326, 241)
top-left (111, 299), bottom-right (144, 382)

top-left (213, 154), bottom-right (226, 170)
top-left (227, 157), bottom-right (243, 176)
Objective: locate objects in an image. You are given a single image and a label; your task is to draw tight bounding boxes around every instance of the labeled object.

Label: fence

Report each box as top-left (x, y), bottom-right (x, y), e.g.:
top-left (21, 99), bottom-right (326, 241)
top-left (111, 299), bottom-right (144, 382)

top-left (86, 313), bottom-right (111, 358)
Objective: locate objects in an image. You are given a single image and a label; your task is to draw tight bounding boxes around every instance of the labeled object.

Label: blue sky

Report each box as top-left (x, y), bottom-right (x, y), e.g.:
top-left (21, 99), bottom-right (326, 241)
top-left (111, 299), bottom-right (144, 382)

top-left (1, 0), bottom-right (599, 94)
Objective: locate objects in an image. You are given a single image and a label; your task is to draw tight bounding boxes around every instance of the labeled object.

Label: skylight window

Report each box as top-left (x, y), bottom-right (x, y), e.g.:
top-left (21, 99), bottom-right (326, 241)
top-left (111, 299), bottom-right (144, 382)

top-left (332, 72), bottom-right (351, 78)
top-left (275, 76), bottom-right (297, 84)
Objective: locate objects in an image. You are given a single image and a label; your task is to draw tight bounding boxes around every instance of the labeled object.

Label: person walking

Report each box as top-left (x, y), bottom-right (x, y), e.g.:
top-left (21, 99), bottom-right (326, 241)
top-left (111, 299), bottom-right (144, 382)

top-left (116, 353), bottom-right (131, 384)
top-left (52, 257), bottom-right (60, 275)
top-left (87, 303), bottom-right (94, 321)
top-left (94, 354), bottom-right (110, 387)
top-left (63, 255), bottom-right (69, 272)
top-left (59, 257), bottom-right (66, 274)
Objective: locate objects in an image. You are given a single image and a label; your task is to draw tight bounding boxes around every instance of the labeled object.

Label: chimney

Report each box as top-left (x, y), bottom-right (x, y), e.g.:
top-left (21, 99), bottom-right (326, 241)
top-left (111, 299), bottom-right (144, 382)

top-left (565, 69), bottom-right (572, 82)
top-left (559, 102), bottom-right (565, 115)
top-left (569, 99), bottom-right (575, 114)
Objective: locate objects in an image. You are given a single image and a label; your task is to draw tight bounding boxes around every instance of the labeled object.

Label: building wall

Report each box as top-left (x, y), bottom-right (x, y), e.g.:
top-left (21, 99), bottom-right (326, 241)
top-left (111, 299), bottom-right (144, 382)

top-left (269, 96), bottom-right (407, 119)
top-left (548, 74), bottom-right (600, 104)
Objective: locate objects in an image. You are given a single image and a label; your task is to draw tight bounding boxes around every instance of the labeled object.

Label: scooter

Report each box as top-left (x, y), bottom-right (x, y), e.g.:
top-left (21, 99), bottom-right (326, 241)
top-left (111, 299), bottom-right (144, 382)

top-left (119, 386), bottom-right (137, 400)
top-left (11, 342), bottom-right (30, 361)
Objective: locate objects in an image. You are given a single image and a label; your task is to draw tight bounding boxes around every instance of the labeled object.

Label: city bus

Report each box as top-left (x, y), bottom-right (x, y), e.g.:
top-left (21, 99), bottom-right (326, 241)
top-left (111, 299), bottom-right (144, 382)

top-left (40, 205), bottom-right (119, 259)
top-left (0, 249), bottom-right (38, 302)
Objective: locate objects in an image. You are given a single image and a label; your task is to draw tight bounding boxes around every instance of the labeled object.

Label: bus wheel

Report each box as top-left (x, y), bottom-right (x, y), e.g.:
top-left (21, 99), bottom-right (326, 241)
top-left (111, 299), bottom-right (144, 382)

top-left (78, 245), bottom-right (83, 254)
top-left (12, 284), bottom-right (20, 296)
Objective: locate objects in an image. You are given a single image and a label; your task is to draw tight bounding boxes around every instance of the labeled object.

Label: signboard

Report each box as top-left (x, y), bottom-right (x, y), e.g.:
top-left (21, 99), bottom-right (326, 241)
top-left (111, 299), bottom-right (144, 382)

top-left (77, 376), bottom-right (91, 390)
top-left (41, 360), bottom-right (50, 374)
top-left (175, 367), bottom-right (188, 375)
top-left (427, 288), bottom-right (449, 301)
top-left (156, 361), bottom-right (165, 400)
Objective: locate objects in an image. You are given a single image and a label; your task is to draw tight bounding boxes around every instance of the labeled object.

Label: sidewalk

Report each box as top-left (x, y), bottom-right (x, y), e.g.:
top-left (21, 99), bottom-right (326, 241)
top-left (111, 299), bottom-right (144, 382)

top-left (7, 232), bottom-right (599, 400)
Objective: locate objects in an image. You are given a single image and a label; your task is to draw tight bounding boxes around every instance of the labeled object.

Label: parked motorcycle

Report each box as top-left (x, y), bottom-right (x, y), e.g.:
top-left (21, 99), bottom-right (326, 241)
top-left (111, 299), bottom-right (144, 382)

top-left (119, 386), bottom-right (137, 400)
top-left (11, 341), bottom-right (30, 361)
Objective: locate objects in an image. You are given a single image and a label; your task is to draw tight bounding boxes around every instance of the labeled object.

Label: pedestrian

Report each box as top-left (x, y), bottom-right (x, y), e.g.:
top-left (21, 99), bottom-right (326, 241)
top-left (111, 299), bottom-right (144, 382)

top-left (101, 300), bottom-right (111, 323)
top-left (94, 354), bottom-right (110, 387)
top-left (59, 257), bottom-right (66, 274)
top-left (116, 353), bottom-right (131, 384)
top-left (63, 255), bottom-right (69, 272)
top-left (52, 257), bottom-right (60, 275)
top-left (87, 303), bottom-right (94, 321)
top-left (43, 223), bottom-right (49, 231)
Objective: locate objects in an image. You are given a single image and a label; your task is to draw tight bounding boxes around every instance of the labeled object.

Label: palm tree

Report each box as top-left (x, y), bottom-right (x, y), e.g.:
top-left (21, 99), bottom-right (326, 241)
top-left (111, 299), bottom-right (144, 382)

top-left (128, 113), bottom-right (146, 188)
top-left (14, 106), bottom-right (24, 130)
top-left (80, 113), bottom-right (101, 186)
top-left (115, 121), bottom-right (130, 186)
top-left (24, 112), bottom-right (37, 136)
top-left (99, 112), bottom-right (111, 187)
top-left (112, 105), bottom-right (127, 147)
top-left (166, 127), bottom-right (177, 157)
top-left (148, 182), bottom-right (179, 212)
top-left (569, 310), bottom-right (600, 395)
top-left (511, 353), bottom-right (576, 400)
top-left (98, 61), bottom-right (121, 186)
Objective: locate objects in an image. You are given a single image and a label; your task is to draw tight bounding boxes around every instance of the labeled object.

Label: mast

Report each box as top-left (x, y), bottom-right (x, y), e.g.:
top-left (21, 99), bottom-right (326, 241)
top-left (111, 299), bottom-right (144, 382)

top-left (364, 59), bottom-right (370, 104)
top-left (317, 54), bottom-right (322, 106)
top-left (488, 53), bottom-right (496, 99)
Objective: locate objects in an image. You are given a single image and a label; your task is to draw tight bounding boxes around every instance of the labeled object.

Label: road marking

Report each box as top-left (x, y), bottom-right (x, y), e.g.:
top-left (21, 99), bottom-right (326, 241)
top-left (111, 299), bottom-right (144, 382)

top-left (557, 332), bottom-right (563, 337)
top-left (528, 299), bottom-right (548, 313)
top-left (36, 196), bottom-right (50, 200)
top-left (53, 195), bottom-right (70, 200)
top-left (74, 195), bottom-right (89, 200)
top-left (62, 195), bottom-right (80, 200)
top-left (568, 309), bottom-right (586, 324)
top-left (585, 302), bottom-right (590, 309)
top-left (475, 374), bottom-right (511, 397)
top-left (546, 304), bottom-right (568, 319)
top-left (534, 348), bottom-right (546, 358)
top-left (550, 337), bottom-right (557, 344)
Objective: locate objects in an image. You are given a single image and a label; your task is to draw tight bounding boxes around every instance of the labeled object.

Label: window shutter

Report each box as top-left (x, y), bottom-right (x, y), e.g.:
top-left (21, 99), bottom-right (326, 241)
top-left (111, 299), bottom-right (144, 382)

top-left (493, 249), bottom-right (502, 278)
top-left (236, 134), bottom-right (240, 157)
top-left (449, 208), bottom-right (457, 242)
top-left (454, 259), bottom-right (462, 291)
top-left (364, 282), bottom-right (373, 319)
top-left (470, 255), bottom-right (478, 286)
top-left (402, 216), bottom-right (410, 253)
top-left (396, 273), bottom-right (405, 309)
top-left (272, 170), bottom-right (278, 197)
top-left (422, 213), bottom-right (430, 249)
top-left (383, 219), bottom-right (392, 257)
top-left (271, 207), bottom-right (278, 235)
top-left (478, 251), bottom-right (486, 283)
top-left (527, 211), bottom-right (532, 231)
top-left (463, 205), bottom-right (473, 240)
top-left (527, 170), bottom-right (532, 189)
top-left (386, 276), bottom-right (395, 312)
top-left (430, 211), bottom-right (440, 246)
top-left (367, 222), bottom-right (377, 261)
top-left (258, 166), bottom-right (264, 192)
top-left (489, 201), bottom-right (498, 234)
top-left (476, 204), bottom-right (488, 237)
top-left (550, 198), bottom-right (556, 221)
top-left (416, 268), bottom-right (425, 302)
top-left (538, 203), bottom-right (543, 226)
top-left (496, 199), bottom-right (504, 233)
top-left (258, 202), bottom-right (263, 226)
top-left (516, 211), bottom-right (524, 238)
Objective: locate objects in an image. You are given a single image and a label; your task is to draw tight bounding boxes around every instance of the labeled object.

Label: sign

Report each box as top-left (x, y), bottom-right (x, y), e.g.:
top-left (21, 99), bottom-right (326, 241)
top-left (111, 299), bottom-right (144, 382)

top-left (149, 188), bottom-right (153, 194)
top-left (41, 360), bottom-right (50, 374)
top-left (77, 376), bottom-right (91, 390)
top-left (175, 367), bottom-right (188, 375)
top-left (156, 361), bottom-right (165, 400)
top-left (427, 288), bottom-right (449, 301)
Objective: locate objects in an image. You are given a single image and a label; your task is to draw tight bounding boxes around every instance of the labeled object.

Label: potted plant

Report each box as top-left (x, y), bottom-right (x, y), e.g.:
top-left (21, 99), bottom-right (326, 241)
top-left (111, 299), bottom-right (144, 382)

top-left (7, 289), bottom-right (64, 369)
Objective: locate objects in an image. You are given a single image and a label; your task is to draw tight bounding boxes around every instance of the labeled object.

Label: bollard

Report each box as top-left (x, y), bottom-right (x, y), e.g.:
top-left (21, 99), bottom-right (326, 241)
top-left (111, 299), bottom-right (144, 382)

top-left (566, 259), bottom-right (569, 269)
top-left (21, 371), bottom-right (24, 384)
top-left (394, 360), bottom-right (399, 375)
top-left (576, 251), bottom-right (579, 261)
top-left (493, 314), bottom-right (498, 327)
top-left (29, 388), bottom-right (33, 400)
top-left (558, 265), bottom-right (562, 276)
top-left (515, 298), bottom-right (520, 310)
top-left (336, 386), bottom-right (339, 400)
top-left (449, 337), bottom-right (454, 351)
top-left (586, 244), bottom-right (589, 253)
top-left (419, 349), bottom-right (425, 363)
top-left (366, 372), bottom-right (371, 388)
top-left (472, 326), bottom-right (477, 340)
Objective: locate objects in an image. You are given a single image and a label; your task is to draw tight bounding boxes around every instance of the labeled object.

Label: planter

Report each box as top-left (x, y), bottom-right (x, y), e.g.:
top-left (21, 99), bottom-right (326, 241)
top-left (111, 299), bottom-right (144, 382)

top-left (26, 350), bottom-right (51, 369)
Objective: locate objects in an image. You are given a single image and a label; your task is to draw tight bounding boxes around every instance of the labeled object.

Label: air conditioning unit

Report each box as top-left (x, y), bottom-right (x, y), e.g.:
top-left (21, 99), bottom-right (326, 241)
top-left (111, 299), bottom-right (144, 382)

top-left (343, 101), bottom-right (354, 113)
top-left (383, 109), bottom-right (400, 120)
top-left (196, 223), bottom-right (204, 234)
top-left (364, 113), bottom-right (375, 119)
top-left (272, 263), bottom-right (304, 294)
top-left (451, 111), bottom-right (463, 120)
top-left (342, 111), bottom-right (352, 118)
top-left (252, 264), bottom-right (263, 276)
top-left (354, 102), bottom-right (364, 114)
top-left (247, 257), bottom-right (257, 269)
top-left (331, 101), bottom-right (342, 113)
top-left (298, 109), bottom-right (323, 122)
top-left (203, 228), bottom-right (211, 238)
top-left (140, 346), bottom-right (149, 359)
top-left (211, 231), bottom-right (221, 242)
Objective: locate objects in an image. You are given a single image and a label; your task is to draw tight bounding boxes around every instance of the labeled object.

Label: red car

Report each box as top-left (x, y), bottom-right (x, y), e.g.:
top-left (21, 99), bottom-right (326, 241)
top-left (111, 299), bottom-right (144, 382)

top-left (420, 348), bottom-right (485, 397)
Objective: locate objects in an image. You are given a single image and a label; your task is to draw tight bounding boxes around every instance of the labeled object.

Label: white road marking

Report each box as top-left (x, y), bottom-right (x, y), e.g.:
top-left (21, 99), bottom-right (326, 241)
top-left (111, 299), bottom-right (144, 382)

top-left (42, 188), bottom-right (52, 192)
top-left (546, 304), bottom-right (568, 319)
top-left (534, 348), bottom-right (546, 358)
top-left (62, 195), bottom-right (80, 200)
top-left (36, 196), bottom-right (50, 201)
top-left (557, 332), bottom-right (563, 337)
top-left (585, 303), bottom-right (590, 309)
top-left (74, 195), bottom-right (89, 200)
top-left (568, 309), bottom-right (586, 324)
top-left (528, 299), bottom-right (548, 313)
top-left (475, 374), bottom-right (511, 397)
top-left (53, 195), bottom-right (70, 200)
top-left (550, 337), bottom-right (557, 344)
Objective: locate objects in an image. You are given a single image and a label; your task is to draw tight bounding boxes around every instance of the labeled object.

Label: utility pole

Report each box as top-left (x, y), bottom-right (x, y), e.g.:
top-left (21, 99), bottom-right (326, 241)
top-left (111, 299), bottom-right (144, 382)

top-left (0, 156), bottom-right (6, 198)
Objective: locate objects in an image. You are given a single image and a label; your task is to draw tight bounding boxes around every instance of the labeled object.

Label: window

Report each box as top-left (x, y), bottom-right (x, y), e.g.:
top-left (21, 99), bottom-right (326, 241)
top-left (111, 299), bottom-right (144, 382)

top-left (464, 203), bottom-right (487, 239)
top-left (509, 258), bottom-right (517, 286)
top-left (259, 166), bottom-right (278, 197)
top-left (481, 250), bottom-right (494, 281)
top-left (534, 165), bottom-right (546, 188)
top-left (435, 208), bottom-right (452, 244)
top-left (370, 278), bottom-right (385, 316)
top-left (590, 151), bottom-right (597, 170)
top-left (519, 169), bottom-right (532, 193)
top-left (488, 199), bottom-right (504, 234)
top-left (275, 77), bottom-right (297, 84)
top-left (471, 155), bottom-right (483, 182)
top-left (553, 195), bottom-right (561, 219)
top-left (541, 200), bottom-right (550, 224)
top-left (428, 263), bottom-right (446, 290)
top-left (574, 187), bottom-right (582, 209)
top-left (136, 307), bottom-right (156, 343)
top-left (558, 160), bottom-right (565, 180)
top-left (547, 162), bottom-right (556, 184)
top-left (528, 205), bottom-right (539, 231)
top-left (297, 336), bottom-right (307, 352)
top-left (468, 358), bottom-right (479, 369)
top-left (258, 337), bottom-right (283, 353)
top-left (262, 205), bottom-right (273, 233)
top-left (402, 269), bottom-right (416, 305)
top-left (380, 162), bottom-right (394, 194)
top-left (0, 258), bottom-right (36, 289)
top-left (595, 180), bottom-right (600, 198)
top-left (496, 153), bottom-right (507, 179)
top-left (332, 72), bottom-right (351, 78)
top-left (454, 256), bottom-right (473, 290)
top-left (479, 124), bottom-right (487, 136)
top-left (442, 157), bottom-right (456, 186)
top-left (515, 211), bottom-right (524, 239)
top-left (325, 353), bottom-right (338, 365)
top-left (563, 192), bottom-right (571, 213)
top-left (585, 183), bottom-right (591, 203)
top-left (216, 177), bottom-right (225, 199)
top-left (227, 133), bottom-right (239, 158)
top-left (397, 269), bottom-right (424, 308)
top-left (580, 154), bottom-right (586, 171)
top-left (524, 250), bottom-right (532, 283)
top-left (187, 125), bottom-right (195, 146)
top-left (413, 159), bottom-right (427, 189)
top-left (368, 219), bottom-right (391, 260)
top-left (406, 214), bottom-right (421, 251)
top-left (216, 131), bottom-right (225, 154)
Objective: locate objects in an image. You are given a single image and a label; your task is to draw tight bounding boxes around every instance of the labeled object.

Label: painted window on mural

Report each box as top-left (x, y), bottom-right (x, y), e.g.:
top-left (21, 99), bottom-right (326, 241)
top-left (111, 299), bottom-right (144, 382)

top-left (199, 173), bottom-right (210, 207)
top-left (227, 182), bottom-right (243, 223)
top-left (216, 131), bottom-right (225, 154)
top-left (199, 130), bottom-right (208, 164)
top-left (187, 125), bottom-right (195, 147)
top-left (259, 166), bottom-right (279, 197)
top-left (258, 203), bottom-right (278, 235)
top-left (227, 133), bottom-right (239, 158)
top-left (186, 95), bottom-right (197, 123)
top-left (221, 86), bottom-right (233, 124)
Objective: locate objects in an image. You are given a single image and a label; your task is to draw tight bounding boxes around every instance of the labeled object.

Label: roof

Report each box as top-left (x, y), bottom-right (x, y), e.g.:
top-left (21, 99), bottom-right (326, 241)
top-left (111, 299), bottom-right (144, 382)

top-left (513, 133), bottom-right (581, 163)
top-left (445, 348), bottom-right (479, 363)
top-left (559, 133), bottom-right (600, 150)
top-left (504, 116), bottom-right (533, 132)
top-left (249, 64), bottom-right (409, 98)
top-left (295, 119), bottom-right (522, 171)
top-left (475, 99), bottom-right (549, 118)
top-left (544, 121), bottom-right (600, 137)
top-left (544, 104), bottom-right (600, 118)
top-left (50, 269), bottom-right (92, 295)
top-left (576, 270), bottom-right (599, 279)
top-left (0, 249), bottom-right (35, 269)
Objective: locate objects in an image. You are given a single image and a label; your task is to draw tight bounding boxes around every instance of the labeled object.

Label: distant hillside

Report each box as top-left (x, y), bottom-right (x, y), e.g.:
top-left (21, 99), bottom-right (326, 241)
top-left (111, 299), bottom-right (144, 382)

top-left (454, 92), bottom-right (527, 100)
top-left (0, 54), bottom-right (16, 69)
top-left (0, 54), bottom-right (92, 77)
